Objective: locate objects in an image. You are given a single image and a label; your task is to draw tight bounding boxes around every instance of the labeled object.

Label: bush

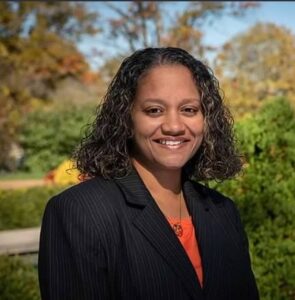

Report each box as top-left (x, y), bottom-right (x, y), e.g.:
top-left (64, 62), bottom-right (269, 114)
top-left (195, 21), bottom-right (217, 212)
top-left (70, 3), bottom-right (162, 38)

top-left (0, 255), bottom-right (40, 300)
top-left (0, 185), bottom-right (66, 230)
top-left (212, 98), bottom-right (295, 299)
top-left (19, 104), bottom-right (96, 173)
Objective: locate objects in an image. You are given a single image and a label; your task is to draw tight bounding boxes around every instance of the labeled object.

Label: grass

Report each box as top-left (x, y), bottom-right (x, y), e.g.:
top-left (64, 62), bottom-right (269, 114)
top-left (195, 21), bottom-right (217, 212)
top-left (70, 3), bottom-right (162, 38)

top-left (0, 171), bottom-right (44, 181)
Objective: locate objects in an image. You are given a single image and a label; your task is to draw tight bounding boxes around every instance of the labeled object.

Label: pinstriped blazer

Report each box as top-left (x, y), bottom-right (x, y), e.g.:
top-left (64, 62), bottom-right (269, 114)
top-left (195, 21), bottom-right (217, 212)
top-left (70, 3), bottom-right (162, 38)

top-left (38, 168), bottom-right (259, 300)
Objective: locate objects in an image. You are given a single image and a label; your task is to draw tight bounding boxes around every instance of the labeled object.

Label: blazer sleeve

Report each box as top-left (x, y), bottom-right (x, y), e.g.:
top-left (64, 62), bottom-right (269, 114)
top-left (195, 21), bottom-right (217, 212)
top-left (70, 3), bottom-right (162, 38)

top-left (228, 199), bottom-right (260, 299)
top-left (38, 193), bottom-right (111, 300)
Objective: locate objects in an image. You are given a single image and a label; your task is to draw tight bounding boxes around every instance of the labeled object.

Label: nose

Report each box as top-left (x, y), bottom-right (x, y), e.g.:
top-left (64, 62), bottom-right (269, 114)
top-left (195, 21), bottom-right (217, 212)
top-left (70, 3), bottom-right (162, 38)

top-left (161, 111), bottom-right (185, 135)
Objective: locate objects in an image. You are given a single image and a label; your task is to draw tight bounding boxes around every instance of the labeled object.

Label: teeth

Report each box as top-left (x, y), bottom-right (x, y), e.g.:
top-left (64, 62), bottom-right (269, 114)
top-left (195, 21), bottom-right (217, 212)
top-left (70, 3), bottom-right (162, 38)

top-left (159, 140), bottom-right (183, 145)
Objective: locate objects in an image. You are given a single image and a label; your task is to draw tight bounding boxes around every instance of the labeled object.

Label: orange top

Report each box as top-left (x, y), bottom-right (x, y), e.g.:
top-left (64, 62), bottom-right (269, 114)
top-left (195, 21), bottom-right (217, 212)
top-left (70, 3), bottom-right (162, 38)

top-left (167, 216), bottom-right (203, 288)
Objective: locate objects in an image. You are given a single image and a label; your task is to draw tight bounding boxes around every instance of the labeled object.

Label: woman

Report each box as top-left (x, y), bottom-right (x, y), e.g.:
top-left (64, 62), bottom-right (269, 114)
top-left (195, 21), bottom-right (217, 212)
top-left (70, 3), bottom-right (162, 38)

top-left (38, 47), bottom-right (259, 300)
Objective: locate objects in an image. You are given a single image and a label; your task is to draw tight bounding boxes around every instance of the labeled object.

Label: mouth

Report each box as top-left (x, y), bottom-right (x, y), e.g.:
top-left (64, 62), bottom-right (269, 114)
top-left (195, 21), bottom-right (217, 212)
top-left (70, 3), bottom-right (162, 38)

top-left (153, 138), bottom-right (189, 148)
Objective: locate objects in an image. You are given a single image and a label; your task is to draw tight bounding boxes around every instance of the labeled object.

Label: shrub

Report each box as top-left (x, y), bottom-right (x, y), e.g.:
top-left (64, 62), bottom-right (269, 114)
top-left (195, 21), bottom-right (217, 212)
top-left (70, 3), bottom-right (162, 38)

top-left (19, 104), bottom-right (95, 173)
top-left (0, 255), bottom-right (40, 300)
top-left (0, 185), bottom-right (66, 230)
top-left (212, 98), bottom-right (295, 299)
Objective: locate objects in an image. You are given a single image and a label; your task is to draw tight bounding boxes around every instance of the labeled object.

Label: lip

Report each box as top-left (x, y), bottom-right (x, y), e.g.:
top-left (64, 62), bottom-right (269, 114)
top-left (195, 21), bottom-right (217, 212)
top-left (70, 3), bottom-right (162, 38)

top-left (152, 137), bottom-right (190, 148)
top-left (153, 137), bottom-right (189, 143)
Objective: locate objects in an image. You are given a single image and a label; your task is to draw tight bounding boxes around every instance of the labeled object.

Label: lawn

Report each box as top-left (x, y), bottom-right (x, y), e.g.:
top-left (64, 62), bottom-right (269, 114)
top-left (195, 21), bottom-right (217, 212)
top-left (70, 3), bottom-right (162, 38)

top-left (0, 171), bottom-right (44, 181)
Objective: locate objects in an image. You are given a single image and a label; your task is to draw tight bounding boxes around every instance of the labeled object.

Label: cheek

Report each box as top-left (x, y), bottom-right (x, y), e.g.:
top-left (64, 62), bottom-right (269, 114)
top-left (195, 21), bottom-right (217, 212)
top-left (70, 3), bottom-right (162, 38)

top-left (131, 121), bottom-right (150, 148)
top-left (189, 117), bottom-right (205, 136)
top-left (132, 115), bottom-right (159, 138)
top-left (133, 124), bottom-right (147, 140)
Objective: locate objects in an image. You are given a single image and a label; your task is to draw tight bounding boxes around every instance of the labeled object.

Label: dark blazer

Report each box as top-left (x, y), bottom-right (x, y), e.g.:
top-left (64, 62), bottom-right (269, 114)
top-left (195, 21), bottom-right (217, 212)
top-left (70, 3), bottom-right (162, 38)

top-left (38, 169), bottom-right (259, 300)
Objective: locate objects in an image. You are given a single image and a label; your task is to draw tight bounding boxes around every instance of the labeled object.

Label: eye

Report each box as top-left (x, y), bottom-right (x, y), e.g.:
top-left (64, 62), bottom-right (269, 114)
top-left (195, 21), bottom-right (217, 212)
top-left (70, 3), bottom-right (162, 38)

top-left (144, 107), bottom-right (163, 116)
top-left (181, 106), bottom-right (200, 116)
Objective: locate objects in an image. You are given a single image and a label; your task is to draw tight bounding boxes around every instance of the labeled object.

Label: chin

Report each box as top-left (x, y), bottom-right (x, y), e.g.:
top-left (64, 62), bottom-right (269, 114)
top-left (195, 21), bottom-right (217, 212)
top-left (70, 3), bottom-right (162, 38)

top-left (156, 160), bottom-right (187, 171)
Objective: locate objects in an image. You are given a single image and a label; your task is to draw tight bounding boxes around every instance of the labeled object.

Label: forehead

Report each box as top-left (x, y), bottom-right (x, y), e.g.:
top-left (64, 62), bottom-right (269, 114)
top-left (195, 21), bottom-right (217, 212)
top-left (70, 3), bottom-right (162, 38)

top-left (134, 64), bottom-right (200, 102)
top-left (139, 64), bottom-right (194, 82)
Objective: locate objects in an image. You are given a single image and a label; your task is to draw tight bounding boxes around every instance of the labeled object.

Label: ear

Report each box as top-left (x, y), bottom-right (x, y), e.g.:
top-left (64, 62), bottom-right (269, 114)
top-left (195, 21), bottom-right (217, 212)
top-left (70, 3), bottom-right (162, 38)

top-left (128, 115), bottom-right (134, 139)
top-left (129, 128), bottom-right (134, 139)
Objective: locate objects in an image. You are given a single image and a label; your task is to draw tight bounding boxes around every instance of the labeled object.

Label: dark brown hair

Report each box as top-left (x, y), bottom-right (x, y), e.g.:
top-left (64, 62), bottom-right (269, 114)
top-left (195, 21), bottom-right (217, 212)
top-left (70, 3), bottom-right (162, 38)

top-left (74, 47), bottom-right (242, 180)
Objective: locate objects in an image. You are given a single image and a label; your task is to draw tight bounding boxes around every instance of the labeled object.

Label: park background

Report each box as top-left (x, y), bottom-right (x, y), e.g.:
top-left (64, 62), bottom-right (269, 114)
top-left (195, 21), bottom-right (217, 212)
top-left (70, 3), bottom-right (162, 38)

top-left (0, 1), bottom-right (295, 299)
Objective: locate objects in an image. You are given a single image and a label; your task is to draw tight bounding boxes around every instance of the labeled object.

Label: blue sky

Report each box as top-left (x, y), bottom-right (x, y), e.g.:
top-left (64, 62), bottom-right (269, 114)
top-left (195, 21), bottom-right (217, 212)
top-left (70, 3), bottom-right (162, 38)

top-left (78, 2), bottom-right (295, 70)
top-left (202, 2), bottom-right (295, 47)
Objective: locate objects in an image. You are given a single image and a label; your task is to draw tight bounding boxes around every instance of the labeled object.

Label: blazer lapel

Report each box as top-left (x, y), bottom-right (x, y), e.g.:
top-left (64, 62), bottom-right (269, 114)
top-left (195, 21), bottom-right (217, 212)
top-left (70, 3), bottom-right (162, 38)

top-left (115, 170), bottom-right (203, 299)
top-left (183, 180), bottom-right (223, 294)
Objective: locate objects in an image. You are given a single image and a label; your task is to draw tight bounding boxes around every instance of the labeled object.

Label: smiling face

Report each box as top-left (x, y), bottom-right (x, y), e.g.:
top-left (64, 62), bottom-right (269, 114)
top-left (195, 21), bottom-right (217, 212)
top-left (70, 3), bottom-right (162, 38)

top-left (130, 64), bottom-right (204, 173)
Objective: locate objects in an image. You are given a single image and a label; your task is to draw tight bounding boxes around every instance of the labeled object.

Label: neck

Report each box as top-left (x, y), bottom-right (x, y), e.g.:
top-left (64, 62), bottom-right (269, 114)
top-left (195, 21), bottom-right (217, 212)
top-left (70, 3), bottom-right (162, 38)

top-left (131, 158), bottom-right (190, 221)
top-left (131, 158), bottom-right (182, 196)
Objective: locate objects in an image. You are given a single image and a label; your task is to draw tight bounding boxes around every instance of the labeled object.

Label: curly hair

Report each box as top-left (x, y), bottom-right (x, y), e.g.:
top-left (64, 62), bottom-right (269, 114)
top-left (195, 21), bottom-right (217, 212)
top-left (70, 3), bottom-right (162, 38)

top-left (74, 47), bottom-right (242, 180)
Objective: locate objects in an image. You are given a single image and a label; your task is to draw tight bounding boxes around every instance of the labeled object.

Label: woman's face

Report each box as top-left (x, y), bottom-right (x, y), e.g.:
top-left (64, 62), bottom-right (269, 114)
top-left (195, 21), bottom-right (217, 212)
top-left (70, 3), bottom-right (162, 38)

top-left (130, 64), bottom-right (204, 173)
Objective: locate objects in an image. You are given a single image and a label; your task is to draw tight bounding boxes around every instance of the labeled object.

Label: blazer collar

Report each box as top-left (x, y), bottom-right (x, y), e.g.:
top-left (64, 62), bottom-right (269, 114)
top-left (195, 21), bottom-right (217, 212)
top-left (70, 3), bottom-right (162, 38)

top-left (114, 168), bottom-right (150, 207)
top-left (115, 169), bottom-right (204, 299)
top-left (183, 179), bottom-right (214, 293)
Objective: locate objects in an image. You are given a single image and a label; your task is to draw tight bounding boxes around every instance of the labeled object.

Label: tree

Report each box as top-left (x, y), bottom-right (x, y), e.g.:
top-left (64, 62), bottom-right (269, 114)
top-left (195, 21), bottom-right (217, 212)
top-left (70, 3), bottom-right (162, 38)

top-left (0, 2), bottom-right (99, 41)
top-left (0, 2), bottom-right (100, 170)
top-left (102, 1), bottom-right (258, 58)
top-left (96, 1), bottom-right (258, 84)
top-left (0, 2), bottom-right (100, 97)
top-left (215, 23), bottom-right (295, 117)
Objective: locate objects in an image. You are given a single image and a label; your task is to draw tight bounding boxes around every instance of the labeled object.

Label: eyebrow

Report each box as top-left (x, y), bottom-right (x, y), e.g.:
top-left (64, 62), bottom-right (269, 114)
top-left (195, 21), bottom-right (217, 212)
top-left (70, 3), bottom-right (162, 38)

top-left (142, 98), bottom-right (201, 105)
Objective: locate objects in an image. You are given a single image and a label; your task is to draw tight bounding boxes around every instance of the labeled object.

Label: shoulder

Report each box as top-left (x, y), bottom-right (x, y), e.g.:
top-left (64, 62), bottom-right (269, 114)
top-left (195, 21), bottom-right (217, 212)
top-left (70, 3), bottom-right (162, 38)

top-left (41, 177), bottom-right (125, 251)
top-left (50, 176), bottom-right (120, 205)
top-left (190, 180), bottom-right (232, 204)
top-left (44, 176), bottom-right (123, 226)
top-left (62, 176), bottom-right (118, 196)
top-left (189, 180), bottom-right (239, 216)
top-left (189, 180), bottom-right (247, 238)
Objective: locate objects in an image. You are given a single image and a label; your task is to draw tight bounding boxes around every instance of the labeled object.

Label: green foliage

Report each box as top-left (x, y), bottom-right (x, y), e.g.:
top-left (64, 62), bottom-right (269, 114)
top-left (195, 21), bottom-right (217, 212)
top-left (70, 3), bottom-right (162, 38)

top-left (212, 98), bottom-right (295, 299)
top-left (20, 105), bottom-right (95, 173)
top-left (0, 186), bottom-right (65, 230)
top-left (0, 1), bottom-right (100, 170)
top-left (0, 255), bottom-right (40, 300)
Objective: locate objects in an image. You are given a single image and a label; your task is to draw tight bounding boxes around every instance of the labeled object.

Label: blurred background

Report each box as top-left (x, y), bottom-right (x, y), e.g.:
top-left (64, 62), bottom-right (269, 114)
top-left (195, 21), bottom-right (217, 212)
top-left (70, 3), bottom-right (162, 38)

top-left (0, 1), bottom-right (294, 299)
